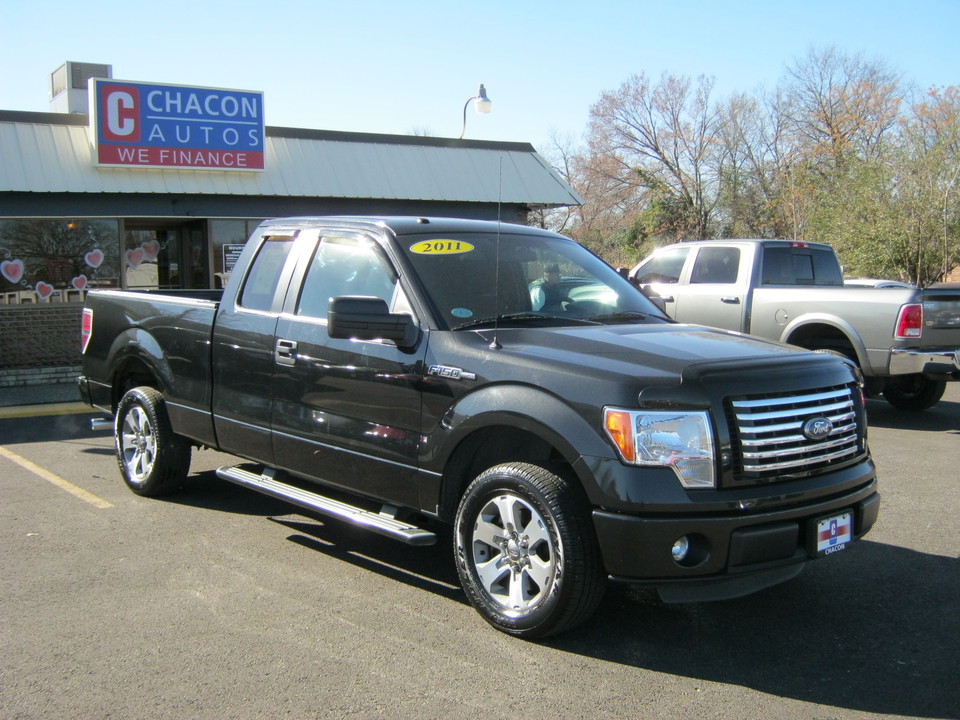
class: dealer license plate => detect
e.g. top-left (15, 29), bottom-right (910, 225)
top-left (815, 511), bottom-right (853, 556)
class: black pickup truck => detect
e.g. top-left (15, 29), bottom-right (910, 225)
top-left (79, 216), bottom-right (879, 638)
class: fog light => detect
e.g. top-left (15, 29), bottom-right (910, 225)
top-left (672, 536), bottom-right (690, 563)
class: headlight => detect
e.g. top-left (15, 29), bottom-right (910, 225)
top-left (603, 408), bottom-right (716, 488)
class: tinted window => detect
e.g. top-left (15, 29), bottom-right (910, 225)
top-left (633, 246), bottom-right (690, 284)
top-left (690, 247), bottom-right (740, 284)
top-left (238, 237), bottom-right (295, 311)
top-left (762, 246), bottom-right (842, 286)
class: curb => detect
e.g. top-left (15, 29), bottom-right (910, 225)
top-left (0, 402), bottom-right (96, 420)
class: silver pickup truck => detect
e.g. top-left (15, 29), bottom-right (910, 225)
top-left (630, 239), bottom-right (960, 411)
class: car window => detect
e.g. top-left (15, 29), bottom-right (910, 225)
top-left (297, 236), bottom-right (398, 320)
top-left (238, 236), bottom-right (295, 312)
top-left (762, 247), bottom-right (843, 286)
top-left (633, 246), bottom-right (690, 284)
top-left (690, 247), bottom-right (740, 284)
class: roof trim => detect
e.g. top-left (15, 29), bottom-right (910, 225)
top-left (0, 109), bottom-right (536, 152)
top-left (0, 109), bottom-right (90, 126)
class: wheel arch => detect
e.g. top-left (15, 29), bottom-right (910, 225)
top-left (106, 328), bottom-right (172, 410)
top-left (781, 317), bottom-right (866, 367)
top-left (428, 385), bottom-right (611, 523)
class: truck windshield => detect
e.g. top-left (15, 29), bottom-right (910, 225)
top-left (397, 232), bottom-right (665, 330)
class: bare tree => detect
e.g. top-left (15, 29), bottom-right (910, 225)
top-left (783, 46), bottom-right (902, 169)
top-left (528, 130), bottom-right (581, 235)
top-left (586, 72), bottom-right (722, 241)
top-left (894, 86), bottom-right (960, 283)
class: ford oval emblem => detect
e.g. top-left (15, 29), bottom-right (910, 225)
top-left (802, 417), bottom-right (833, 441)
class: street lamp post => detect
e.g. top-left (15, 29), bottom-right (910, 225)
top-left (459, 84), bottom-right (492, 139)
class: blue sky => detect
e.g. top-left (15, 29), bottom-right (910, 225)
top-left (2, 0), bottom-right (957, 153)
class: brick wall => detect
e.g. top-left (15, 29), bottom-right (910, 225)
top-left (0, 305), bottom-right (84, 369)
top-left (0, 364), bottom-right (82, 388)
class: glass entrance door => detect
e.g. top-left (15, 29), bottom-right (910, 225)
top-left (124, 220), bottom-right (208, 290)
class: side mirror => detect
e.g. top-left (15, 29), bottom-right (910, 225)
top-left (327, 296), bottom-right (419, 349)
top-left (638, 285), bottom-right (666, 313)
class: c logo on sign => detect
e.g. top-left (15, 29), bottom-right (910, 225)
top-left (100, 84), bottom-right (140, 142)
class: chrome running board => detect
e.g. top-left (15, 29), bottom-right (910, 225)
top-left (215, 465), bottom-right (436, 546)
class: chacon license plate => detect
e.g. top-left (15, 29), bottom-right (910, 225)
top-left (814, 511), bottom-right (853, 556)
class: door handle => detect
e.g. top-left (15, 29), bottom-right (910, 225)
top-left (660, 295), bottom-right (675, 303)
top-left (720, 297), bottom-right (741, 304)
top-left (275, 338), bottom-right (298, 367)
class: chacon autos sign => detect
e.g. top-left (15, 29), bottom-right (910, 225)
top-left (89, 78), bottom-right (265, 170)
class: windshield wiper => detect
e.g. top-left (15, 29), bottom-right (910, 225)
top-left (586, 311), bottom-right (662, 324)
top-left (454, 313), bottom-right (600, 330)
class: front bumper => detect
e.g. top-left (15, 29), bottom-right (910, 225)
top-left (591, 474), bottom-right (879, 601)
top-left (889, 347), bottom-right (960, 377)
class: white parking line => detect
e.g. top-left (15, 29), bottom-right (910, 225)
top-left (0, 445), bottom-right (114, 509)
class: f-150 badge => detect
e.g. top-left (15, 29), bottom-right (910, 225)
top-left (427, 364), bottom-right (476, 381)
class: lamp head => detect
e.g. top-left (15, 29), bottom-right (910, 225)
top-left (475, 84), bottom-right (492, 114)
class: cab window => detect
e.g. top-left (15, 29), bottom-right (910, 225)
top-left (297, 236), bottom-right (398, 320)
top-left (690, 247), bottom-right (740, 284)
top-left (238, 236), bottom-right (295, 312)
top-left (633, 246), bottom-right (690, 284)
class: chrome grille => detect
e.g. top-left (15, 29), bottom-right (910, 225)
top-left (728, 384), bottom-right (862, 482)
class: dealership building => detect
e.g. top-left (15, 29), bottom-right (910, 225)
top-left (0, 62), bottom-right (581, 395)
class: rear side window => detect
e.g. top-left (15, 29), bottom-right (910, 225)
top-left (690, 247), bottom-right (740, 284)
top-left (238, 236), bottom-right (295, 311)
top-left (633, 246), bottom-right (690, 284)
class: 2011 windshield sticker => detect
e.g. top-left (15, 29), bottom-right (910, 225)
top-left (410, 240), bottom-right (474, 255)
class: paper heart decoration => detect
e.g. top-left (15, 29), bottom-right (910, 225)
top-left (141, 240), bottom-right (160, 261)
top-left (35, 281), bottom-right (54, 300)
top-left (1, 259), bottom-right (24, 283)
top-left (72, 275), bottom-right (88, 290)
top-left (84, 249), bottom-right (104, 268)
top-left (126, 248), bottom-right (145, 269)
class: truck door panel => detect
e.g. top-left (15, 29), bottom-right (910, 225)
top-left (631, 245), bottom-right (690, 316)
top-left (674, 246), bottom-right (748, 332)
top-left (211, 232), bottom-right (305, 463)
top-left (271, 233), bottom-right (424, 507)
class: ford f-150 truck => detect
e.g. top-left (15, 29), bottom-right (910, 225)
top-left (79, 217), bottom-right (879, 638)
top-left (630, 239), bottom-right (960, 411)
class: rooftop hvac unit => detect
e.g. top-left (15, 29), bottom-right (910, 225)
top-left (50, 61), bottom-right (112, 114)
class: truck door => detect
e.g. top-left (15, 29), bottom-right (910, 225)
top-left (673, 245), bottom-right (748, 332)
top-left (270, 232), bottom-right (425, 508)
top-left (211, 229), bottom-right (309, 464)
top-left (630, 245), bottom-right (691, 317)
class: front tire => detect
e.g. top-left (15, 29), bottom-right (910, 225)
top-left (882, 375), bottom-right (946, 411)
top-left (115, 387), bottom-right (192, 496)
top-left (454, 462), bottom-right (605, 638)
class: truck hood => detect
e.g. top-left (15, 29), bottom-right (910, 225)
top-left (473, 322), bottom-right (828, 386)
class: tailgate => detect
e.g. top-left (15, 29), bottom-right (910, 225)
top-left (921, 285), bottom-right (960, 346)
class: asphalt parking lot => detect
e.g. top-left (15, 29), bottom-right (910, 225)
top-left (1, 386), bottom-right (958, 720)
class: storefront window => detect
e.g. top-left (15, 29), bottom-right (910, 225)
top-left (0, 219), bottom-right (121, 302)
top-left (211, 219), bottom-right (263, 288)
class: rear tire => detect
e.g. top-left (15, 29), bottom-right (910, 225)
top-left (453, 462), bottom-right (605, 638)
top-left (882, 375), bottom-right (946, 411)
top-left (115, 387), bottom-right (192, 496)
